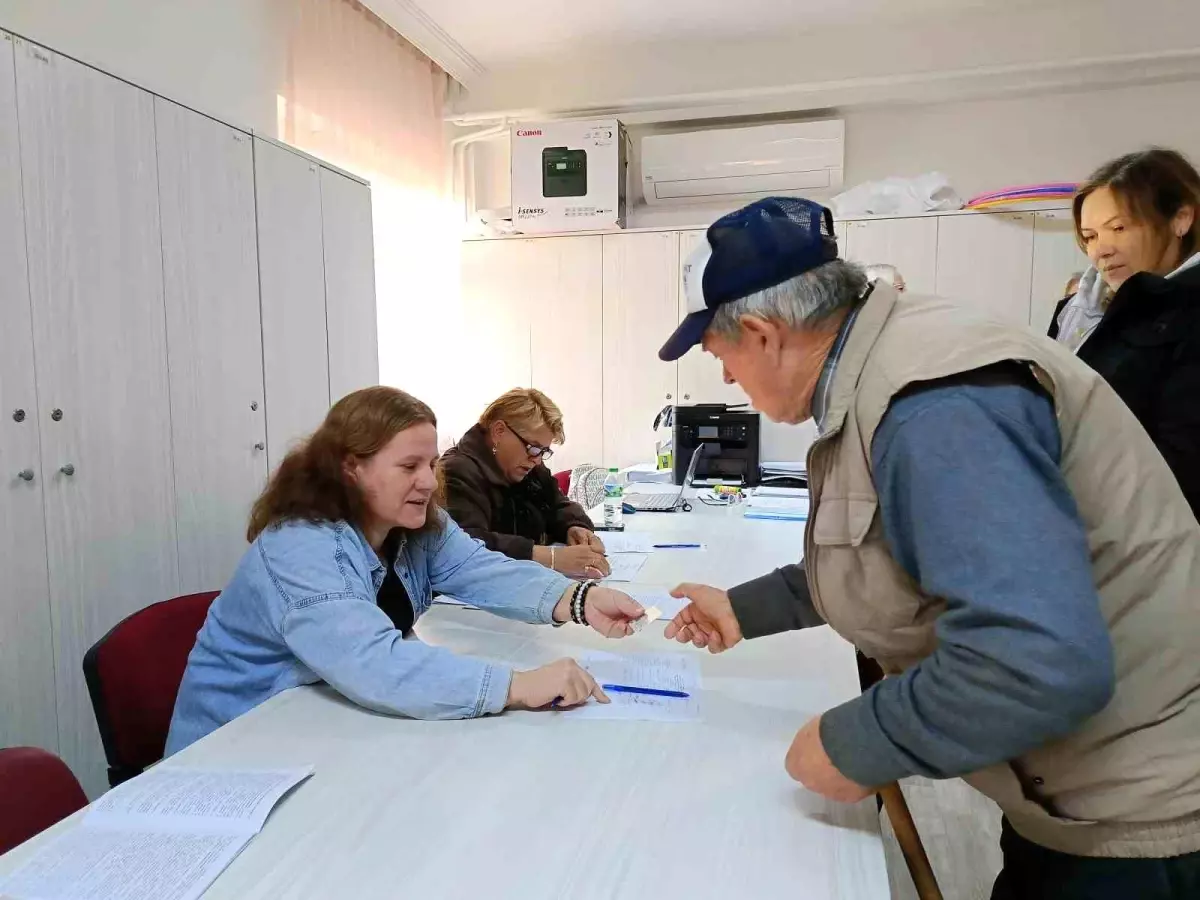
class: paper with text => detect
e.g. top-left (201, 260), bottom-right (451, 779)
top-left (601, 554), bottom-right (649, 582)
top-left (598, 532), bottom-right (656, 554)
top-left (567, 652), bottom-right (701, 722)
top-left (624, 587), bottom-right (691, 620)
top-left (0, 768), bottom-right (312, 900)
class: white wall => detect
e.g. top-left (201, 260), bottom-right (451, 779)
top-left (465, 77), bottom-right (1200, 231)
top-left (3, 0), bottom-right (288, 135)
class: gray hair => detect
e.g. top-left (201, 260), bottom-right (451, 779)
top-left (708, 259), bottom-right (868, 338)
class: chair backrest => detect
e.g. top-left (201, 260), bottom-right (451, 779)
top-left (553, 470), bottom-right (571, 494)
top-left (0, 746), bottom-right (87, 855)
top-left (83, 591), bottom-right (218, 787)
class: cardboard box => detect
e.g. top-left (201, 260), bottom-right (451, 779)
top-left (510, 119), bottom-right (627, 233)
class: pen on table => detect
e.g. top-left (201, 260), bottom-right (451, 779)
top-left (601, 684), bottom-right (690, 699)
top-left (652, 543), bottom-right (702, 549)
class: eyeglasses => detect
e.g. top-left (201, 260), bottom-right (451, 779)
top-left (504, 422), bottom-right (554, 461)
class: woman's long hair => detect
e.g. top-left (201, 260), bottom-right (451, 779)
top-left (247, 386), bottom-right (443, 541)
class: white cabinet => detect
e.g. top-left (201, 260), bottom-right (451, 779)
top-left (1031, 209), bottom-right (1089, 332)
top-left (321, 168), bottom-right (379, 404)
top-left (156, 98), bottom-right (267, 594)
top-left (255, 139), bottom-right (331, 470)
top-left (16, 43), bottom-right (180, 795)
top-left (602, 232), bottom-right (681, 467)
top-left (527, 237), bottom-right (604, 472)
top-left (935, 212), bottom-right (1035, 325)
top-left (0, 32), bottom-right (58, 755)
top-left (844, 217), bottom-right (939, 295)
top-left (676, 229), bottom-right (751, 407)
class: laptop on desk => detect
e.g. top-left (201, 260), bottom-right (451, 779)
top-left (623, 444), bottom-right (703, 512)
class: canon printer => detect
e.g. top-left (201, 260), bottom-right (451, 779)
top-left (672, 404), bottom-right (761, 487)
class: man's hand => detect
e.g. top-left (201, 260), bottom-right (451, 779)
top-left (567, 526), bottom-right (605, 554)
top-left (663, 583), bottom-right (743, 653)
top-left (785, 716), bottom-right (873, 803)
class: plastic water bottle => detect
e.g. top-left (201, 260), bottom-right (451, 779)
top-left (603, 468), bottom-right (624, 527)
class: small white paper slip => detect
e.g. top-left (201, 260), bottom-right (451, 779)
top-left (624, 587), bottom-right (690, 620)
top-left (630, 605), bottom-right (663, 633)
top-left (566, 652), bottom-right (702, 722)
top-left (601, 553), bottom-right (649, 582)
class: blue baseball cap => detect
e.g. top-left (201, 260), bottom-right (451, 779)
top-left (658, 196), bottom-right (839, 362)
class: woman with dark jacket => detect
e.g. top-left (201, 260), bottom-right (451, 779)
top-left (440, 388), bottom-right (610, 579)
top-left (1050, 148), bottom-right (1200, 517)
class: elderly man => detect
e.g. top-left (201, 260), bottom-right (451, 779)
top-left (659, 197), bottom-right (1200, 898)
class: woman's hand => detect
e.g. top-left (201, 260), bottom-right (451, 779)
top-left (551, 544), bottom-right (610, 579)
top-left (506, 659), bottom-right (610, 710)
top-left (584, 586), bottom-right (645, 638)
top-left (567, 526), bottom-right (606, 554)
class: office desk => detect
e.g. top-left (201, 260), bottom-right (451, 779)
top-left (0, 498), bottom-right (890, 899)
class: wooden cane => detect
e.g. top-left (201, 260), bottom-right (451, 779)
top-left (880, 782), bottom-right (943, 900)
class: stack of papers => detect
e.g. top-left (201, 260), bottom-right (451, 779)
top-left (744, 490), bottom-right (810, 521)
top-left (599, 532), bottom-right (656, 554)
top-left (566, 652), bottom-right (702, 722)
top-left (0, 766), bottom-right (313, 900)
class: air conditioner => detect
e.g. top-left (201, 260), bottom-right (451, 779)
top-left (641, 120), bottom-right (844, 205)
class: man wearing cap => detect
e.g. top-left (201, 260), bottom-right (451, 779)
top-left (661, 197), bottom-right (1200, 897)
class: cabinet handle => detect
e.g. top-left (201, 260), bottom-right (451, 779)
top-left (665, 393), bottom-right (673, 400)
top-left (59, 463), bottom-right (75, 476)
top-left (17, 468), bottom-right (34, 482)
top-left (253, 442), bottom-right (266, 451)
top-left (50, 408), bottom-right (63, 421)
top-left (250, 401), bottom-right (259, 411)
top-left (684, 394), bottom-right (690, 400)
top-left (12, 408), bottom-right (25, 422)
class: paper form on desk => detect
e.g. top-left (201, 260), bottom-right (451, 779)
top-left (601, 553), bottom-right (649, 582)
top-left (565, 652), bottom-right (701, 722)
top-left (625, 587), bottom-right (690, 620)
top-left (0, 767), bottom-right (313, 900)
top-left (598, 532), bottom-right (656, 554)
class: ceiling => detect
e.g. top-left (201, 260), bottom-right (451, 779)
top-left (395, 0), bottom-right (1038, 69)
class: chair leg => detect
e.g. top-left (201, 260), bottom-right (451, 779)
top-left (880, 782), bottom-right (943, 900)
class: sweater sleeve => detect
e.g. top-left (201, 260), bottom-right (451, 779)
top-left (727, 564), bottom-right (824, 639)
top-left (1150, 334), bottom-right (1200, 519)
top-left (819, 367), bottom-right (1116, 787)
top-left (545, 469), bottom-right (594, 541)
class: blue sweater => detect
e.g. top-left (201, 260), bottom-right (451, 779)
top-left (729, 364), bottom-right (1116, 786)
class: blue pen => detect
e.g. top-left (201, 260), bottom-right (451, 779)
top-left (652, 543), bottom-right (702, 549)
top-left (601, 683), bottom-right (690, 699)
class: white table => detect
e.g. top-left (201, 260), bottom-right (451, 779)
top-left (0, 494), bottom-right (890, 899)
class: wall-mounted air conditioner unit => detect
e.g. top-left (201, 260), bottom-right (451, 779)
top-left (641, 120), bottom-right (844, 205)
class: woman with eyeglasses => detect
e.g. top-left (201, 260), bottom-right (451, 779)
top-left (440, 388), bottom-right (611, 579)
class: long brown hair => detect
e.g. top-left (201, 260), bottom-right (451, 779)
top-left (247, 386), bottom-right (443, 541)
top-left (1073, 147), bottom-right (1200, 260)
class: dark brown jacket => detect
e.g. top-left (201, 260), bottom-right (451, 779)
top-left (439, 424), bottom-right (593, 560)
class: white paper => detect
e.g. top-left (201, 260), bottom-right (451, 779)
top-left (601, 553), bottom-right (649, 582)
top-left (0, 829), bottom-right (247, 900)
top-left (598, 532), bottom-right (656, 554)
top-left (624, 587), bottom-right (691, 620)
top-left (565, 652), bottom-right (701, 722)
top-left (0, 768), bottom-right (313, 900)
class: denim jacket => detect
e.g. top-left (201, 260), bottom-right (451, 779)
top-left (165, 512), bottom-right (573, 755)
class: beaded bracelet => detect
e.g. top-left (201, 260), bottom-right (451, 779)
top-left (574, 581), bottom-right (595, 627)
top-left (570, 582), bottom-right (587, 625)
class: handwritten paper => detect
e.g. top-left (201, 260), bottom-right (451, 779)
top-left (565, 652), bottom-right (701, 722)
top-left (602, 553), bottom-right (649, 582)
top-left (625, 587), bottom-right (691, 620)
top-left (598, 532), bottom-right (656, 554)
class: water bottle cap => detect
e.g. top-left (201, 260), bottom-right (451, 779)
top-left (607, 467), bottom-right (619, 472)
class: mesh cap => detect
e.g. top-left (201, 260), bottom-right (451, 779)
top-left (658, 196), bottom-right (839, 361)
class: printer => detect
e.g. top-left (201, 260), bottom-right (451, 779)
top-left (672, 404), bottom-right (761, 487)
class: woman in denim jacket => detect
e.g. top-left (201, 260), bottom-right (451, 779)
top-left (166, 387), bottom-right (644, 754)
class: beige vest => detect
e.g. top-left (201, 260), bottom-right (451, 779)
top-left (805, 284), bottom-right (1200, 858)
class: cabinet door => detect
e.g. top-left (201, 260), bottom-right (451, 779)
top-left (1031, 210), bottom-right (1089, 331)
top-left (935, 213), bottom-right (1035, 325)
top-left (676, 229), bottom-right (751, 407)
top-left (321, 168), bottom-right (379, 404)
top-left (156, 98), bottom-right (267, 594)
top-left (255, 139), bottom-right (330, 470)
top-left (0, 32), bottom-right (58, 754)
top-left (17, 42), bottom-right (179, 795)
top-left (844, 217), bottom-right (939, 294)
top-left (528, 237), bottom-right (604, 472)
top-left (602, 232), bottom-right (680, 467)
top-left (456, 239), bottom-right (534, 442)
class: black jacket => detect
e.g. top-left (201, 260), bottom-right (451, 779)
top-left (438, 424), bottom-right (593, 559)
top-left (1048, 264), bottom-right (1200, 518)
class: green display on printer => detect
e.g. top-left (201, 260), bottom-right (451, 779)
top-left (542, 147), bottom-right (587, 197)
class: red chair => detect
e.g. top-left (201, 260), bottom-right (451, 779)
top-left (83, 591), bottom-right (218, 788)
top-left (0, 747), bottom-right (87, 855)
top-left (553, 470), bottom-right (572, 495)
